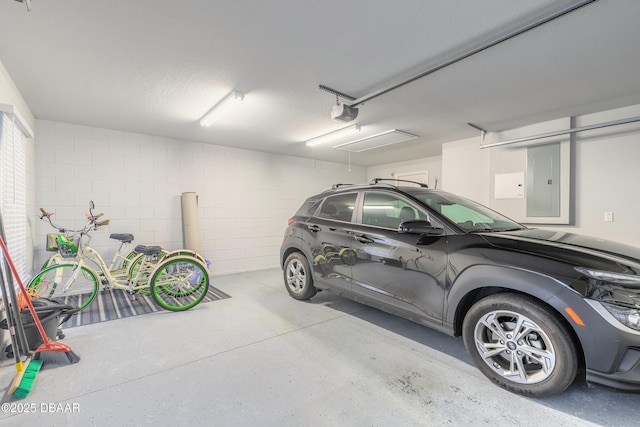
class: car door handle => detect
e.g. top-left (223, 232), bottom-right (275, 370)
top-left (308, 225), bottom-right (321, 232)
top-left (354, 234), bottom-right (374, 244)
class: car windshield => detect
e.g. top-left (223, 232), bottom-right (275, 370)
top-left (404, 189), bottom-right (525, 233)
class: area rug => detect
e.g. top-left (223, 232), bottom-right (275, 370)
top-left (60, 286), bottom-right (231, 328)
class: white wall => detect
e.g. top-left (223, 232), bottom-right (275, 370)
top-left (480, 118), bottom-right (572, 224)
top-left (8, 42), bottom-right (640, 274)
top-left (441, 104), bottom-right (640, 247)
top-left (33, 120), bottom-right (366, 275)
top-left (0, 60), bottom-right (34, 131)
top-left (26, 108), bottom-right (640, 275)
top-left (570, 104), bottom-right (640, 244)
top-left (441, 137), bottom-right (490, 204)
top-left (367, 156), bottom-right (442, 189)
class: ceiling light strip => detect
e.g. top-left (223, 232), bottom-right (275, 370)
top-left (199, 90), bottom-right (244, 127)
top-left (305, 124), bottom-right (361, 147)
top-left (333, 129), bottom-right (418, 152)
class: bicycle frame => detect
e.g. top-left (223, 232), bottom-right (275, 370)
top-left (47, 235), bottom-right (134, 271)
top-left (34, 201), bottom-right (212, 312)
top-left (39, 203), bottom-right (155, 293)
top-left (68, 249), bottom-right (159, 294)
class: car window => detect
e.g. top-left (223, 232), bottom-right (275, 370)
top-left (406, 189), bottom-right (524, 232)
top-left (317, 193), bottom-right (357, 222)
top-left (440, 204), bottom-right (493, 225)
top-left (362, 192), bottom-right (427, 229)
top-left (297, 199), bottom-right (320, 216)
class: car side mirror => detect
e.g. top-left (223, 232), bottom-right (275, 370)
top-left (398, 220), bottom-right (444, 236)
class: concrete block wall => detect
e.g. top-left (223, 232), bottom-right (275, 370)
top-left (34, 120), bottom-right (367, 275)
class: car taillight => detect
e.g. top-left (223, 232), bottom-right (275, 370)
top-left (287, 217), bottom-right (296, 225)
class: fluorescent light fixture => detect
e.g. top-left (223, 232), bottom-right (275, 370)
top-left (333, 129), bottom-right (418, 152)
top-left (199, 90), bottom-right (244, 127)
top-left (305, 124), bottom-right (361, 147)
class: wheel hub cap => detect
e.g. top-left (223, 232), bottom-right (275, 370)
top-left (474, 309), bottom-right (556, 385)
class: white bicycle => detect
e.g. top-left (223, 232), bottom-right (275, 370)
top-left (29, 202), bottom-right (210, 312)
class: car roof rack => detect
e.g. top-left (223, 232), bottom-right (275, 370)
top-left (327, 178), bottom-right (429, 193)
top-left (369, 178), bottom-right (429, 188)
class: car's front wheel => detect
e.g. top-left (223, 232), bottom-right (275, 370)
top-left (283, 252), bottom-right (317, 300)
top-left (462, 293), bottom-right (578, 397)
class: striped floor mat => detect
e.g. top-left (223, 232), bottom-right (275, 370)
top-left (60, 286), bottom-right (231, 328)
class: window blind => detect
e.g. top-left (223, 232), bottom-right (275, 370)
top-left (0, 111), bottom-right (28, 281)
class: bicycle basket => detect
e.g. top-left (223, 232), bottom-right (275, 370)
top-left (55, 235), bottom-right (78, 257)
top-left (46, 234), bottom-right (59, 252)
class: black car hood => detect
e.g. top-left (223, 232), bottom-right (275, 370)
top-left (479, 228), bottom-right (640, 270)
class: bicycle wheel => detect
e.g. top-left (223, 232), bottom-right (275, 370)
top-left (27, 263), bottom-right (99, 311)
top-left (127, 251), bottom-right (168, 295)
top-left (149, 256), bottom-right (209, 311)
top-left (128, 249), bottom-right (204, 279)
top-left (121, 249), bottom-right (141, 270)
top-left (128, 249), bottom-right (205, 292)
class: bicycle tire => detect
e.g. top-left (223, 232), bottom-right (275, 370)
top-left (121, 249), bottom-right (141, 270)
top-left (27, 263), bottom-right (99, 311)
top-left (127, 249), bottom-right (205, 277)
top-left (128, 249), bottom-right (207, 293)
top-left (127, 251), bottom-right (170, 296)
top-left (150, 256), bottom-right (209, 311)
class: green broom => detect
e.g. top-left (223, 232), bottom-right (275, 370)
top-left (0, 244), bottom-right (41, 399)
top-left (0, 216), bottom-right (79, 399)
top-left (0, 270), bottom-right (35, 398)
top-left (8, 358), bottom-right (43, 398)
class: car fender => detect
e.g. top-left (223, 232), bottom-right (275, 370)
top-left (280, 235), bottom-right (314, 267)
top-left (445, 264), bottom-right (581, 329)
top-left (446, 263), bottom-right (635, 373)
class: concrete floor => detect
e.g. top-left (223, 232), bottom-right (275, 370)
top-left (0, 268), bottom-right (638, 426)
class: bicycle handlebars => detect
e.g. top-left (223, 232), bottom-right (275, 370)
top-left (39, 201), bottom-right (110, 234)
top-left (39, 207), bottom-right (53, 217)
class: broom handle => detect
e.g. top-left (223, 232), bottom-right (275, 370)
top-left (0, 256), bottom-right (25, 369)
top-left (0, 236), bottom-right (51, 346)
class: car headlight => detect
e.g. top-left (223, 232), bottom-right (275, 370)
top-left (575, 266), bottom-right (640, 287)
top-left (576, 267), bottom-right (640, 330)
top-left (600, 302), bottom-right (640, 330)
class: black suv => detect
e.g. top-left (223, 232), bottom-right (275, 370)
top-left (280, 179), bottom-right (640, 397)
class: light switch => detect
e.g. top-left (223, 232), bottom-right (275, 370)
top-left (604, 212), bottom-right (614, 222)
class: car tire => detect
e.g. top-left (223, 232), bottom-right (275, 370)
top-left (283, 252), bottom-right (317, 300)
top-left (462, 293), bottom-right (578, 397)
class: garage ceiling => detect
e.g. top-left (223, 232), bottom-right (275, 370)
top-left (1, 0), bottom-right (639, 166)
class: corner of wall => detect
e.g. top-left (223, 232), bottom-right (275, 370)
top-left (0, 58), bottom-right (34, 132)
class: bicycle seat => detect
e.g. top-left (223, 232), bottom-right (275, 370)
top-left (134, 245), bottom-right (163, 256)
top-left (110, 233), bottom-right (134, 243)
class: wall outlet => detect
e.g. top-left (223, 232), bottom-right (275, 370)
top-left (604, 212), bottom-right (614, 222)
